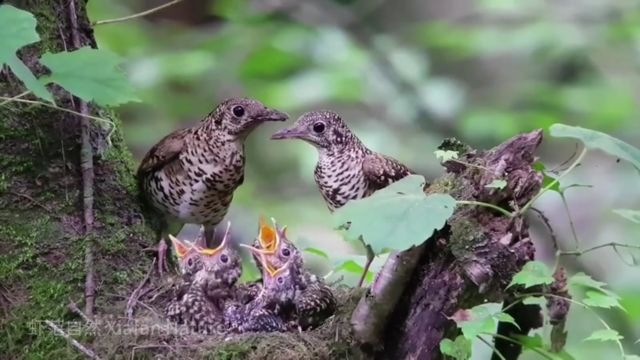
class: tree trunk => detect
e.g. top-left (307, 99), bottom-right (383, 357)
top-left (0, 1), bottom-right (155, 357)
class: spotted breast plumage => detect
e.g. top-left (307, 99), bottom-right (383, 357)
top-left (137, 97), bottom-right (288, 272)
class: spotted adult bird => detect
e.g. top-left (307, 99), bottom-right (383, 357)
top-left (271, 111), bottom-right (414, 285)
top-left (243, 218), bottom-right (336, 330)
top-left (165, 222), bottom-right (242, 332)
top-left (137, 98), bottom-right (288, 273)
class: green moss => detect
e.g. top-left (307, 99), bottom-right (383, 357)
top-left (448, 218), bottom-right (485, 258)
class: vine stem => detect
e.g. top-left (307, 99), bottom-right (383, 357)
top-left (558, 242), bottom-right (640, 256)
top-left (92, 0), bottom-right (183, 26)
top-left (456, 200), bottom-right (513, 218)
top-left (519, 147), bottom-right (588, 215)
top-left (0, 96), bottom-right (113, 127)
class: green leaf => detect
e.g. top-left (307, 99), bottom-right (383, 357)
top-left (304, 247), bottom-right (329, 260)
top-left (583, 290), bottom-right (622, 310)
top-left (550, 123), bottom-right (640, 169)
top-left (624, 356), bottom-right (640, 360)
top-left (40, 47), bottom-right (139, 106)
top-left (0, 5), bottom-right (53, 102)
top-left (435, 149), bottom-right (459, 162)
top-left (333, 259), bottom-right (375, 283)
top-left (450, 304), bottom-right (502, 340)
top-left (508, 261), bottom-right (554, 288)
top-left (569, 272), bottom-right (624, 310)
top-left (334, 175), bottom-right (456, 254)
top-left (439, 336), bottom-right (471, 360)
top-left (584, 328), bottom-right (623, 342)
top-left (485, 179), bottom-right (507, 189)
top-left (568, 272), bottom-right (607, 291)
top-left (494, 312), bottom-right (520, 329)
top-left (613, 209), bottom-right (640, 224)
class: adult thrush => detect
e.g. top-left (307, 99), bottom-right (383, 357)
top-left (138, 98), bottom-right (288, 273)
top-left (271, 110), bottom-right (414, 285)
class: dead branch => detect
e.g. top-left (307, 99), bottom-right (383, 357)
top-left (126, 259), bottom-right (155, 319)
top-left (45, 320), bottom-right (101, 360)
top-left (67, 0), bottom-right (96, 319)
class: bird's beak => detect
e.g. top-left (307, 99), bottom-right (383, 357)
top-left (270, 125), bottom-right (307, 140)
top-left (258, 108), bottom-right (289, 122)
top-left (168, 234), bottom-right (191, 258)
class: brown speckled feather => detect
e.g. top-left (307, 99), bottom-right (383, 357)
top-left (137, 128), bottom-right (190, 176)
top-left (362, 153), bottom-right (413, 191)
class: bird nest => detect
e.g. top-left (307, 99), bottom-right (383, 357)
top-left (91, 285), bottom-right (363, 359)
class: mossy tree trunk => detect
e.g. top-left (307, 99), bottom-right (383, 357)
top-left (0, 1), bottom-right (155, 357)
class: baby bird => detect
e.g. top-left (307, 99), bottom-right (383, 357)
top-left (165, 222), bottom-right (242, 334)
top-left (242, 218), bottom-right (336, 330)
top-left (225, 256), bottom-right (297, 333)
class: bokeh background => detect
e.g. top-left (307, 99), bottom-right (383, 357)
top-left (87, 0), bottom-right (640, 358)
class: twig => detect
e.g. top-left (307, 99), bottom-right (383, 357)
top-left (0, 96), bottom-right (114, 128)
top-left (126, 259), bottom-right (155, 319)
top-left (68, 299), bottom-right (93, 324)
top-left (560, 193), bottom-right (580, 249)
top-left (0, 90), bottom-right (30, 106)
top-left (9, 191), bottom-right (52, 212)
top-left (558, 242), bottom-right (640, 256)
top-left (530, 207), bottom-right (558, 251)
top-left (44, 320), bottom-right (101, 360)
top-left (92, 0), bottom-right (183, 26)
top-left (519, 147), bottom-right (588, 215)
top-left (68, 0), bottom-right (96, 319)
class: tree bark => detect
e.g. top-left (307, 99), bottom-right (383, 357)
top-left (0, 1), bottom-right (155, 356)
top-left (361, 131), bottom-right (544, 359)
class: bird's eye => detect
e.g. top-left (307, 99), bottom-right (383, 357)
top-left (232, 106), bottom-right (245, 117)
top-left (220, 254), bottom-right (229, 263)
top-left (277, 276), bottom-right (284, 285)
top-left (281, 248), bottom-right (291, 257)
top-left (312, 122), bottom-right (325, 133)
top-left (187, 257), bottom-right (194, 268)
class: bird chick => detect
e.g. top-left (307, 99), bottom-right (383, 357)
top-left (138, 98), bottom-right (288, 273)
top-left (242, 218), bottom-right (336, 330)
top-left (225, 256), bottom-right (297, 333)
top-left (165, 222), bottom-right (242, 334)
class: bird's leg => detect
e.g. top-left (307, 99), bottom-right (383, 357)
top-left (357, 244), bottom-right (375, 287)
top-left (157, 231), bottom-right (170, 275)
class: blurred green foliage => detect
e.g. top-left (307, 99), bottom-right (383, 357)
top-left (82, 0), bottom-right (640, 358)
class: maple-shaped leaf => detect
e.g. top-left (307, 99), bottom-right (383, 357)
top-left (0, 5), bottom-right (53, 102)
top-left (40, 47), bottom-right (139, 106)
top-left (334, 175), bottom-right (455, 254)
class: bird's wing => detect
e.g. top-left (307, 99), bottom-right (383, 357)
top-left (362, 152), bottom-right (413, 191)
top-left (137, 128), bottom-right (190, 176)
